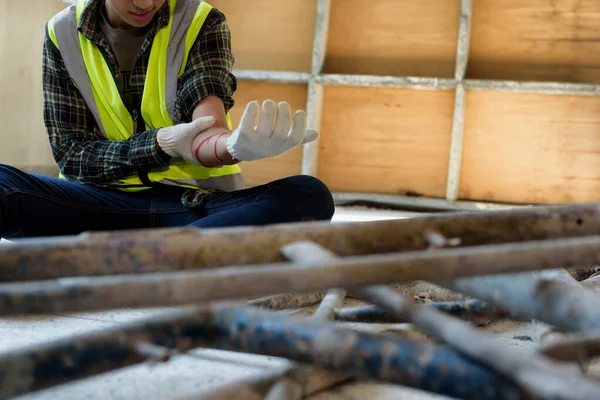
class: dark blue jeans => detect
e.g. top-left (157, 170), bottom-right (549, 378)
top-left (0, 164), bottom-right (335, 239)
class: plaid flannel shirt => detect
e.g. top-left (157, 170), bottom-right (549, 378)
top-left (42, 0), bottom-right (237, 194)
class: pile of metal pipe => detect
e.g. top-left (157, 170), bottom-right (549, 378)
top-left (2, 202), bottom-right (600, 399)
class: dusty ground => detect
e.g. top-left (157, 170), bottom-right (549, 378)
top-left (0, 206), bottom-right (595, 399)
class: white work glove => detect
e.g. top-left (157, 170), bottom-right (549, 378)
top-left (156, 116), bottom-right (216, 164)
top-left (226, 100), bottom-right (319, 161)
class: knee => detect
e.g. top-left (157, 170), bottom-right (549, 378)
top-left (278, 175), bottom-right (335, 221)
top-left (0, 164), bottom-right (15, 193)
top-left (0, 164), bottom-right (25, 193)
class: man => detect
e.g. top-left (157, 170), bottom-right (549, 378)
top-left (0, 0), bottom-right (334, 239)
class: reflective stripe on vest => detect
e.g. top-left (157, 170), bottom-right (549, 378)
top-left (48, 0), bottom-right (244, 192)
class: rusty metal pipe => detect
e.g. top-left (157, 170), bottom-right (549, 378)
top-left (282, 242), bottom-right (600, 400)
top-left (5, 235), bottom-right (600, 315)
top-left (437, 270), bottom-right (600, 333)
top-left (540, 330), bottom-right (600, 363)
top-left (334, 300), bottom-right (512, 323)
top-left (2, 202), bottom-right (600, 281)
top-left (0, 304), bottom-right (526, 400)
top-left (263, 288), bottom-right (349, 399)
top-left (195, 286), bottom-right (351, 400)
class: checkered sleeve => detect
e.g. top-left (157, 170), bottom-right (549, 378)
top-left (176, 8), bottom-right (238, 123)
top-left (42, 27), bottom-right (170, 185)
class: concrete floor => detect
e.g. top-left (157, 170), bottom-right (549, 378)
top-left (0, 207), bottom-right (557, 399)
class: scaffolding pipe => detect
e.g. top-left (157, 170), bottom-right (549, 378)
top-left (0, 304), bottom-right (527, 400)
top-left (437, 270), bottom-right (600, 333)
top-left (2, 202), bottom-right (600, 281)
top-left (282, 242), bottom-right (600, 400)
top-left (5, 234), bottom-right (600, 315)
top-left (334, 300), bottom-right (512, 323)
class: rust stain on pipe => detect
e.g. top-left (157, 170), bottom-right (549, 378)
top-left (1, 202), bottom-right (600, 281)
top-left (5, 235), bottom-right (600, 315)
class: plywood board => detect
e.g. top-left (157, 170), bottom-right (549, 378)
top-left (318, 86), bottom-right (455, 197)
top-left (206, 0), bottom-right (316, 72)
top-left (228, 81), bottom-right (307, 188)
top-left (469, 0), bottom-right (600, 83)
top-left (460, 90), bottom-right (600, 204)
top-left (325, 0), bottom-right (461, 77)
top-left (0, 0), bottom-right (67, 168)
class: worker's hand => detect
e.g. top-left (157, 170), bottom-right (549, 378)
top-left (156, 116), bottom-right (217, 164)
top-left (226, 100), bottom-right (318, 161)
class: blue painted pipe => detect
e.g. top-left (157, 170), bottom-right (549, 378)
top-left (0, 305), bottom-right (527, 399)
top-left (208, 307), bottom-right (526, 400)
top-left (335, 300), bottom-right (512, 323)
top-left (438, 272), bottom-right (600, 332)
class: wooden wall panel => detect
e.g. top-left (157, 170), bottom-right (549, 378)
top-left (318, 86), bottom-right (455, 197)
top-left (0, 0), bottom-right (67, 168)
top-left (206, 0), bottom-right (316, 72)
top-left (325, 0), bottom-right (461, 77)
top-left (469, 0), bottom-right (600, 83)
top-left (460, 91), bottom-right (600, 204)
top-left (228, 81), bottom-right (307, 187)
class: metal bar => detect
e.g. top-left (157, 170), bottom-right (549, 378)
top-left (356, 285), bottom-right (596, 400)
top-left (300, 0), bottom-right (331, 178)
top-left (312, 288), bottom-right (346, 321)
top-left (232, 69), bottom-right (311, 84)
top-left (2, 205), bottom-right (599, 278)
top-left (316, 74), bottom-right (457, 89)
top-left (582, 274), bottom-right (600, 290)
top-left (540, 330), bottom-right (600, 364)
top-left (446, 0), bottom-right (473, 202)
top-left (531, 271), bottom-right (596, 371)
top-left (454, 0), bottom-right (473, 80)
top-left (302, 80), bottom-right (324, 176)
top-left (446, 83), bottom-right (467, 202)
top-left (215, 239), bottom-right (350, 399)
top-left (310, 0), bottom-right (331, 75)
top-left (334, 300), bottom-right (512, 323)
top-left (282, 242), bottom-right (600, 400)
top-left (230, 72), bottom-right (600, 98)
top-left (464, 79), bottom-right (600, 96)
top-left (263, 244), bottom-right (349, 399)
top-left (0, 304), bottom-right (525, 400)
top-left (332, 191), bottom-right (518, 211)
top-left (531, 270), bottom-right (583, 369)
top-left (208, 307), bottom-right (528, 400)
top-left (0, 305), bottom-right (205, 398)
top-left (437, 270), bottom-right (600, 333)
top-left (7, 235), bottom-right (600, 315)
top-left (263, 287), bottom-right (347, 399)
top-left (2, 202), bottom-right (600, 280)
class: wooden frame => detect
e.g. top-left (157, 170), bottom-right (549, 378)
top-left (217, 0), bottom-right (600, 206)
top-left (7, 0), bottom-right (600, 206)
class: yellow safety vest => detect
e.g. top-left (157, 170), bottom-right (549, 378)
top-left (47, 0), bottom-right (244, 192)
